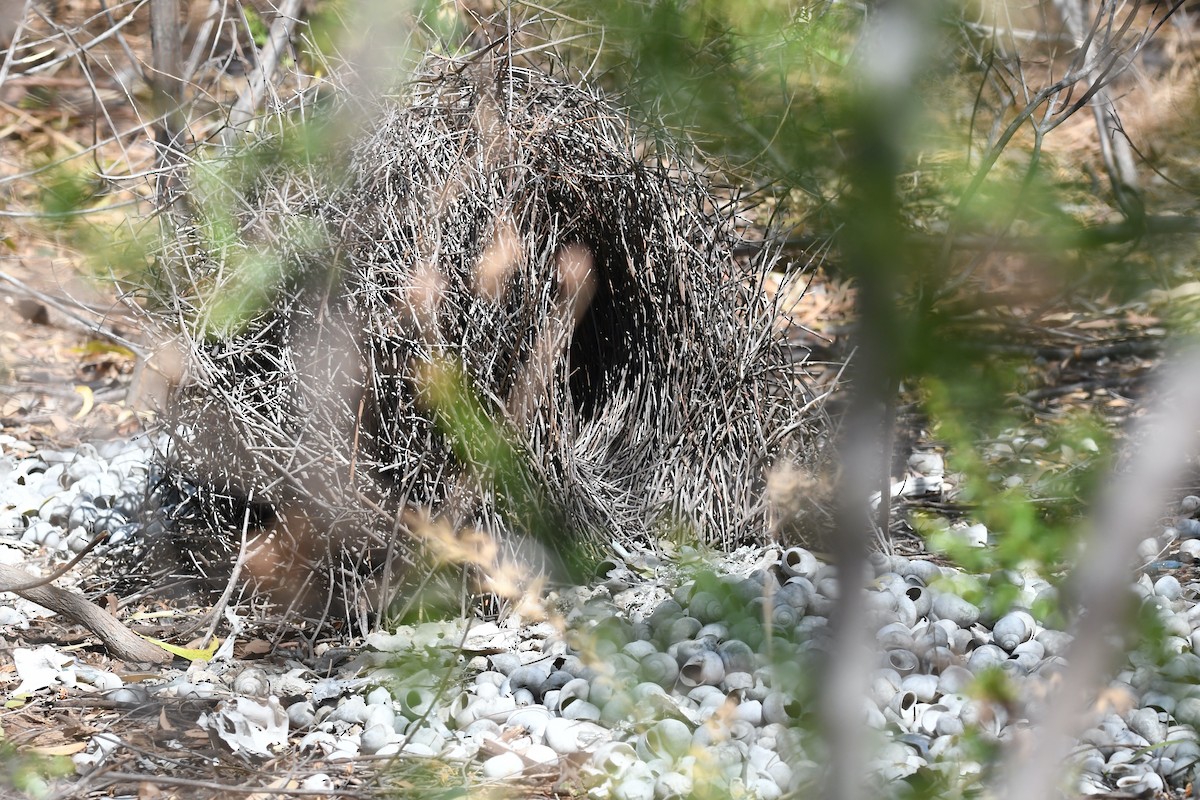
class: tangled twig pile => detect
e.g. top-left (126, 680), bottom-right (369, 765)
top-left (140, 54), bottom-right (822, 620)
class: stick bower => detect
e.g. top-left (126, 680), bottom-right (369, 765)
top-left (138, 57), bottom-right (823, 619)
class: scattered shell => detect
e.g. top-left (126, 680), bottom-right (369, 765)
top-left (481, 752), bottom-right (526, 779)
top-left (932, 594), bottom-right (981, 628)
top-left (679, 651), bottom-right (725, 688)
top-left (780, 547), bottom-right (819, 580)
top-left (991, 611), bottom-right (1035, 652)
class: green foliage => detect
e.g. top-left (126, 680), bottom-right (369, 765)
top-left (0, 739), bottom-right (72, 799)
top-left (419, 359), bottom-right (597, 582)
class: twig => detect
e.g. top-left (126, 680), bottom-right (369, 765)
top-left (1022, 374), bottom-right (1146, 402)
top-left (1055, 0), bottom-right (1143, 223)
top-left (149, 0), bottom-right (186, 206)
top-left (0, 269), bottom-right (147, 357)
top-left (220, 0), bottom-right (303, 147)
top-left (94, 774), bottom-right (363, 797)
top-left (732, 215), bottom-right (1200, 259)
top-left (0, 532), bottom-right (107, 593)
top-left (200, 493), bottom-right (254, 648)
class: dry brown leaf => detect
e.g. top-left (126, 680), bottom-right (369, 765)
top-left (30, 741), bottom-right (87, 756)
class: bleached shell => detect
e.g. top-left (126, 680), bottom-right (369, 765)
top-left (865, 591), bottom-right (899, 614)
top-left (885, 649), bottom-right (919, 677)
top-left (522, 743), bottom-right (559, 765)
top-left (1141, 690), bottom-right (1176, 714)
top-left (680, 651), bottom-right (725, 688)
top-left (937, 666), bottom-right (974, 695)
top-left (762, 692), bottom-right (802, 725)
top-left (722, 671), bottom-right (754, 693)
top-left (623, 640), bottom-right (657, 660)
top-left (561, 700), bottom-right (601, 721)
top-left (489, 653), bottom-right (521, 675)
top-left (398, 686), bottom-right (436, 718)
top-left (876, 622), bottom-right (915, 650)
top-left (640, 652), bottom-right (680, 688)
top-left (778, 578), bottom-right (813, 610)
top-left (287, 701), bottom-right (315, 729)
top-left (231, 667), bottom-right (270, 697)
top-left (590, 741), bottom-right (640, 776)
top-left (931, 594), bottom-right (981, 627)
top-left (917, 704), bottom-right (949, 737)
top-left (364, 703), bottom-right (395, 731)
top-left (507, 664), bottom-right (551, 692)
top-left (718, 639), bottom-right (756, 674)
top-left (734, 699), bottom-right (764, 726)
top-left (886, 690), bottom-right (919, 728)
top-left (935, 710), bottom-right (965, 737)
top-left (557, 677), bottom-right (590, 706)
top-left (869, 671), bottom-right (902, 708)
top-left (905, 585), bottom-right (932, 618)
top-left (689, 591), bottom-right (727, 625)
top-left (481, 751), bottom-right (525, 779)
top-left (991, 610), bottom-right (1035, 652)
top-left (1116, 772), bottom-right (1164, 795)
top-left (360, 724), bottom-right (393, 755)
top-left (638, 718), bottom-right (693, 761)
top-left (655, 770), bottom-right (694, 799)
top-left (900, 673), bottom-right (939, 704)
top-left (772, 604), bottom-right (801, 629)
top-left (894, 596), bottom-right (920, 628)
top-left (967, 644), bottom-right (1008, 673)
top-left (780, 547), bottom-right (819, 580)
top-left (662, 616), bottom-right (703, 645)
top-left (543, 717), bottom-right (610, 755)
top-left (601, 694), bottom-right (637, 725)
top-left (614, 773), bottom-right (656, 800)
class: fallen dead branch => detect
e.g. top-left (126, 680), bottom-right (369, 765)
top-left (0, 562), bottom-right (171, 664)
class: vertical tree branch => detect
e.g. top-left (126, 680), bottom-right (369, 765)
top-left (149, 0), bottom-right (185, 206)
top-left (824, 7), bottom-right (933, 800)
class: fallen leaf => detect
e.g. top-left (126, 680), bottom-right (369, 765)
top-left (72, 385), bottom-right (94, 420)
top-left (158, 707), bottom-right (174, 732)
top-left (139, 636), bottom-right (220, 663)
top-left (237, 639), bottom-right (271, 658)
top-left (30, 741), bottom-right (87, 756)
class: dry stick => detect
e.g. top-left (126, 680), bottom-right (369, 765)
top-left (0, 562), bottom-right (170, 664)
top-left (220, 0), bottom-right (302, 148)
top-left (1002, 350), bottom-right (1200, 800)
top-left (95, 774), bottom-right (362, 797)
top-left (0, 269), bottom-right (146, 356)
top-left (0, 533), bottom-right (108, 593)
top-left (200, 493), bottom-right (255, 648)
top-left (1055, 0), bottom-right (1143, 223)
